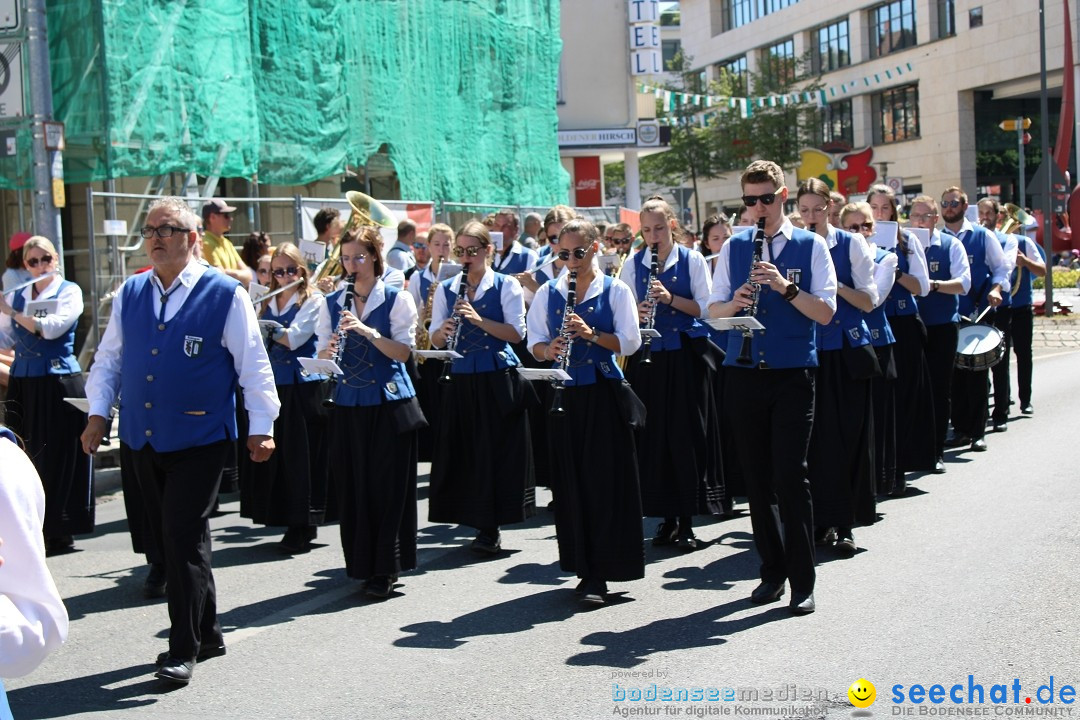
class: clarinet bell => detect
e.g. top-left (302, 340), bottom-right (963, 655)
top-left (438, 361), bottom-right (453, 385)
top-left (549, 387), bottom-right (566, 416)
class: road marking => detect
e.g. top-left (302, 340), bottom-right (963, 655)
top-left (1035, 349), bottom-right (1080, 361)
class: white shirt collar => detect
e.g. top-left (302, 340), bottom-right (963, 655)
top-left (151, 258), bottom-right (207, 293)
top-left (555, 269), bottom-right (604, 303)
top-left (641, 244), bottom-right (680, 273)
top-left (19, 272), bottom-right (64, 302)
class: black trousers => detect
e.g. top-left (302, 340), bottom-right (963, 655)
top-left (724, 367), bottom-right (815, 594)
top-left (951, 366), bottom-right (989, 440)
top-left (126, 439), bottom-right (229, 661)
top-left (991, 307), bottom-right (1014, 424)
top-left (1011, 305), bottom-right (1034, 406)
top-left (924, 322), bottom-right (958, 457)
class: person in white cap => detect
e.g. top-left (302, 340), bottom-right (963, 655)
top-left (201, 199), bottom-right (252, 288)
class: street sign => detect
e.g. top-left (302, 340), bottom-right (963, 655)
top-left (885, 176), bottom-right (904, 194)
top-left (0, 0), bottom-right (18, 32)
top-left (1022, 132), bottom-right (1032, 145)
top-left (0, 42), bottom-right (23, 118)
top-left (999, 117), bottom-right (1032, 131)
top-left (44, 121), bottom-right (64, 150)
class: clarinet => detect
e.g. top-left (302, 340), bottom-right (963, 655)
top-left (323, 274), bottom-right (357, 408)
top-left (438, 269), bottom-right (471, 384)
top-left (549, 270), bottom-right (578, 416)
top-left (638, 246), bottom-right (661, 364)
top-left (735, 217), bottom-right (768, 366)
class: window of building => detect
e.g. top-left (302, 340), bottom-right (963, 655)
top-left (812, 18), bottom-right (850, 74)
top-left (720, 0), bottom-right (801, 32)
top-left (762, 38), bottom-right (796, 89)
top-left (662, 39), bottom-right (682, 70)
top-left (936, 0), bottom-right (956, 38)
top-left (875, 84), bottom-right (920, 143)
top-left (869, 0), bottom-right (917, 58)
top-left (715, 55), bottom-right (748, 97)
top-left (969, 6), bottom-right (983, 28)
top-left (817, 100), bottom-right (854, 148)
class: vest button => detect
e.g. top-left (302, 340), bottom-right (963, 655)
top-left (146, 375), bottom-right (154, 382)
top-left (158, 324), bottom-right (165, 331)
top-left (145, 429), bottom-right (152, 437)
top-left (144, 402), bottom-right (152, 409)
top-left (151, 348), bottom-right (159, 355)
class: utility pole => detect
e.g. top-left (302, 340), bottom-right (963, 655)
top-left (25, 0), bottom-right (63, 267)
top-left (1039, 0), bottom-right (1054, 316)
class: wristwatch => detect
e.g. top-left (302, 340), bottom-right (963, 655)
top-left (932, 280), bottom-right (940, 292)
top-left (370, 329), bottom-right (382, 340)
top-left (783, 282), bottom-right (800, 302)
top-left (895, 268), bottom-right (904, 281)
top-left (588, 330), bottom-right (601, 344)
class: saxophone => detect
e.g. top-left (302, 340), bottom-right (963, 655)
top-left (415, 274), bottom-right (440, 363)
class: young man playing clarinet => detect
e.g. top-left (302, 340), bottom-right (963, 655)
top-left (707, 160), bottom-right (837, 615)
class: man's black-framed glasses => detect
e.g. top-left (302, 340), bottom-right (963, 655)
top-left (741, 193), bottom-right (777, 207)
top-left (140, 225), bottom-right (190, 239)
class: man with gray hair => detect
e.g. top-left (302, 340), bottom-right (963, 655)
top-left (81, 196), bottom-right (279, 686)
top-left (521, 212), bottom-right (543, 250)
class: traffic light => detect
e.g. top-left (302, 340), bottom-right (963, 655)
top-left (999, 117), bottom-right (1032, 131)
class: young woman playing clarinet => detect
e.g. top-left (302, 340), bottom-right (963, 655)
top-left (427, 221), bottom-right (535, 555)
top-left (619, 197), bottom-right (723, 550)
top-left (316, 228), bottom-right (426, 598)
top-left (241, 242), bottom-right (329, 553)
top-left (797, 179), bottom-right (878, 557)
top-left (525, 219), bottom-right (645, 605)
top-left (0, 236), bottom-right (93, 555)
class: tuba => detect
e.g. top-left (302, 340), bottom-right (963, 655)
top-left (1000, 203), bottom-right (1036, 297)
top-left (312, 191), bottom-right (398, 286)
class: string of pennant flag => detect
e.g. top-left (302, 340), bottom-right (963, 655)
top-left (638, 61), bottom-right (915, 120)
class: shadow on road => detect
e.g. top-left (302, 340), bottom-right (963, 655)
top-left (7, 663), bottom-right (166, 719)
top-left (654, 531), bottom-right (758, 591)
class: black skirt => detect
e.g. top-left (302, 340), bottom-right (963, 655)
top-left (871, 344), bottom-right (898, 494)
top-left (808, 349), bottom-right (876, 528)
top-left (241, 381), bottom-right (330, 528)
top-left (889, 314), bottom-right (938, 473)
top-left (414, 358), bottom-right (444, 463)
top-left (548, 378), bottom-right (645, 582)
top-left (331, 398), bottom-right (422, 580)
top-left (625, 334), bottom-right (725, 518)
top-left (514, 338), bottom-right (554, 489)
top-left (428, 368), bottom-right (536, 529)
top-left (5, 373), bottom-right (94, 537)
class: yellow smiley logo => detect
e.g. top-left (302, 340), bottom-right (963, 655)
top-left (848, 679), bottom-right (876, 708)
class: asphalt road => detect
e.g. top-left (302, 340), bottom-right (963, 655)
top-left (7, 349), bottom-right (1080, 720)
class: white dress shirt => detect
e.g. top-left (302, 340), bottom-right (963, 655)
top-left (998, 233), bottom-right (1019, 294)
top-left (526, 272), bottom-right (643, 357)
top-left (0, 274), bottom-right (84, 348)
top-left (708, 218), bottom-right (838, 311)
top-left (899, 229), bottom-right (932, 297)
top-left (429, 266), bottom-right (526, 342)
top-left (944, 219), bottom-right (1010, 288)
top-left (928, 229), bottom-right (973, 293)
top-left (826, 225), bottom-right (879, 306)
top-left (870, 246), bottom-right (899, 309)
top-left (494, 240), bottom-right (540, 273)
top-left (84, 260), bottom-right (280, 436)
top-left (0, 438), bottom-right (68, 678)
top-left (618, 245), bottom-right (713, 316)
top-left (266, 292), bottom-right (325, 350)
top-left (386, 241), bottom-right (417, 273)
top-left (406, 265), bottom-right (439, 309)
top-left (315, 279), bottom-right (418, 353)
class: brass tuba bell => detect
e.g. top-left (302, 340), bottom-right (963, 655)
top-left (1000, 203), bottom-right (1037, 296)
top-left (312, 191), bottom-right (398, 284)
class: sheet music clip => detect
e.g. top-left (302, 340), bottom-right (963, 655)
top-left (414, 350), bottom-right (463, 360)
top-left (640, 328), bottom-right (662, 339)
top-left (298, 357), bottom-right (343, 376)
top-left (516, 368), bottom-right (571, 382)
top-left (705, 317), bottom-right (765, 332)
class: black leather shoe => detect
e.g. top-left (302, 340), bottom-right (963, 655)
top-left (651, 520), bottom-right (679, 546)
top-left (155, 658), bottom-right (195, 685)
top-left (750, 581), bottom-right (785, 604)
top-left (834, 529), bottom-right (857, 557)
top-left (280, 527), bottom-right (310, 554)
top-left (992, 423), bottom-right (1007, 433)
top-left (143, 563), bottom-right (167, 599)
top-left (933, 457), bottom-right (947, 474)
top-left (889, 475), bottom-right (908, 497)
top-left (470, 532), bottom-right (501, 555)
top-left (364, 576), bottom-right (394, 598)
top-left (675, 533), bottom-right (699, 551)
top-left (970, 438), bottom-right (988, 452)
top-left (944, 433), bottom-right (971, 448)
top-left (1020, 403), bottom-right (1034, 415)
top-left (789, 591), bottom-right (816, 615)
top-left (305, 525), bottom-right (318, 541)
top-left (814, 527), bottom-right (837, 546)
top-left (579, 578), bottom-right (608, 606)
top-left (156, 644), bottom-right (225, 667)
top-left (45, 536), bottom-right (75, 557)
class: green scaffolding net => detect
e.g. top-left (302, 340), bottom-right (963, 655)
top-left (6, 0), bottom-right (567, 206)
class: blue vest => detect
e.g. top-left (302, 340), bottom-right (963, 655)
top-left (866, 247), bottom-right (896, 347)
top-left (884, 236), bottom-right (919, 318)
top-left (723, 228), bottom-right (819, 369)
top-left (440, 273), bottom-right (520, 374)
top-left (1012, 239), bottom-right (1042, 308)
top-left (817, 230), bottom-right (871, 351)
top-left (633, 245), bottom-right (710, 352)
top-left (326, 286), bottom-right (415, 407)
top-left (9, 280), bottom-right (81, 377)
top-left (263, 298), bottom-right (323, 386)
top-left (918, 234), bottom-right (961, 326)
top-left (954, 225), bottom-right (994, 317)
top-left (495, 244), bottom-right (538, 275)
top-left (119, 270), bottom-right (239, 452)
top-left (544, 276), bottom-right (623, 386)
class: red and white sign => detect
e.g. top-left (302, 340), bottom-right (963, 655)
top-left (573, 156), bottom-right (603, 207)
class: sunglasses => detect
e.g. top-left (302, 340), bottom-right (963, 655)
top-left (941, 200), bottom-right (963, 209)
top-left (413, 243), bottom-right (428, 250)
top-left (607, 236), bottom-right (632, 245)
top-left (453, 246), bottom-right (484, 258)
top-left (846, 222), bottom-right (874, 233)
top-left (26, 254), bottom-right (54, 268)
top-left (272, 266), bottom-right (301, 278)
top-left (556, 247), bottom-right (590, 261)
top-left (742, 192), bottom-right (777, 207)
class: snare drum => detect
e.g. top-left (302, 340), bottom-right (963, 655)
top-left (955, 323), bottom-right (1005, 371)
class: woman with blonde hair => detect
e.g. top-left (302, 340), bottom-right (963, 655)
top-left (241, 242), bottom-right (330, 553)
top-left (0, 236), bottom-right (92, 555)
